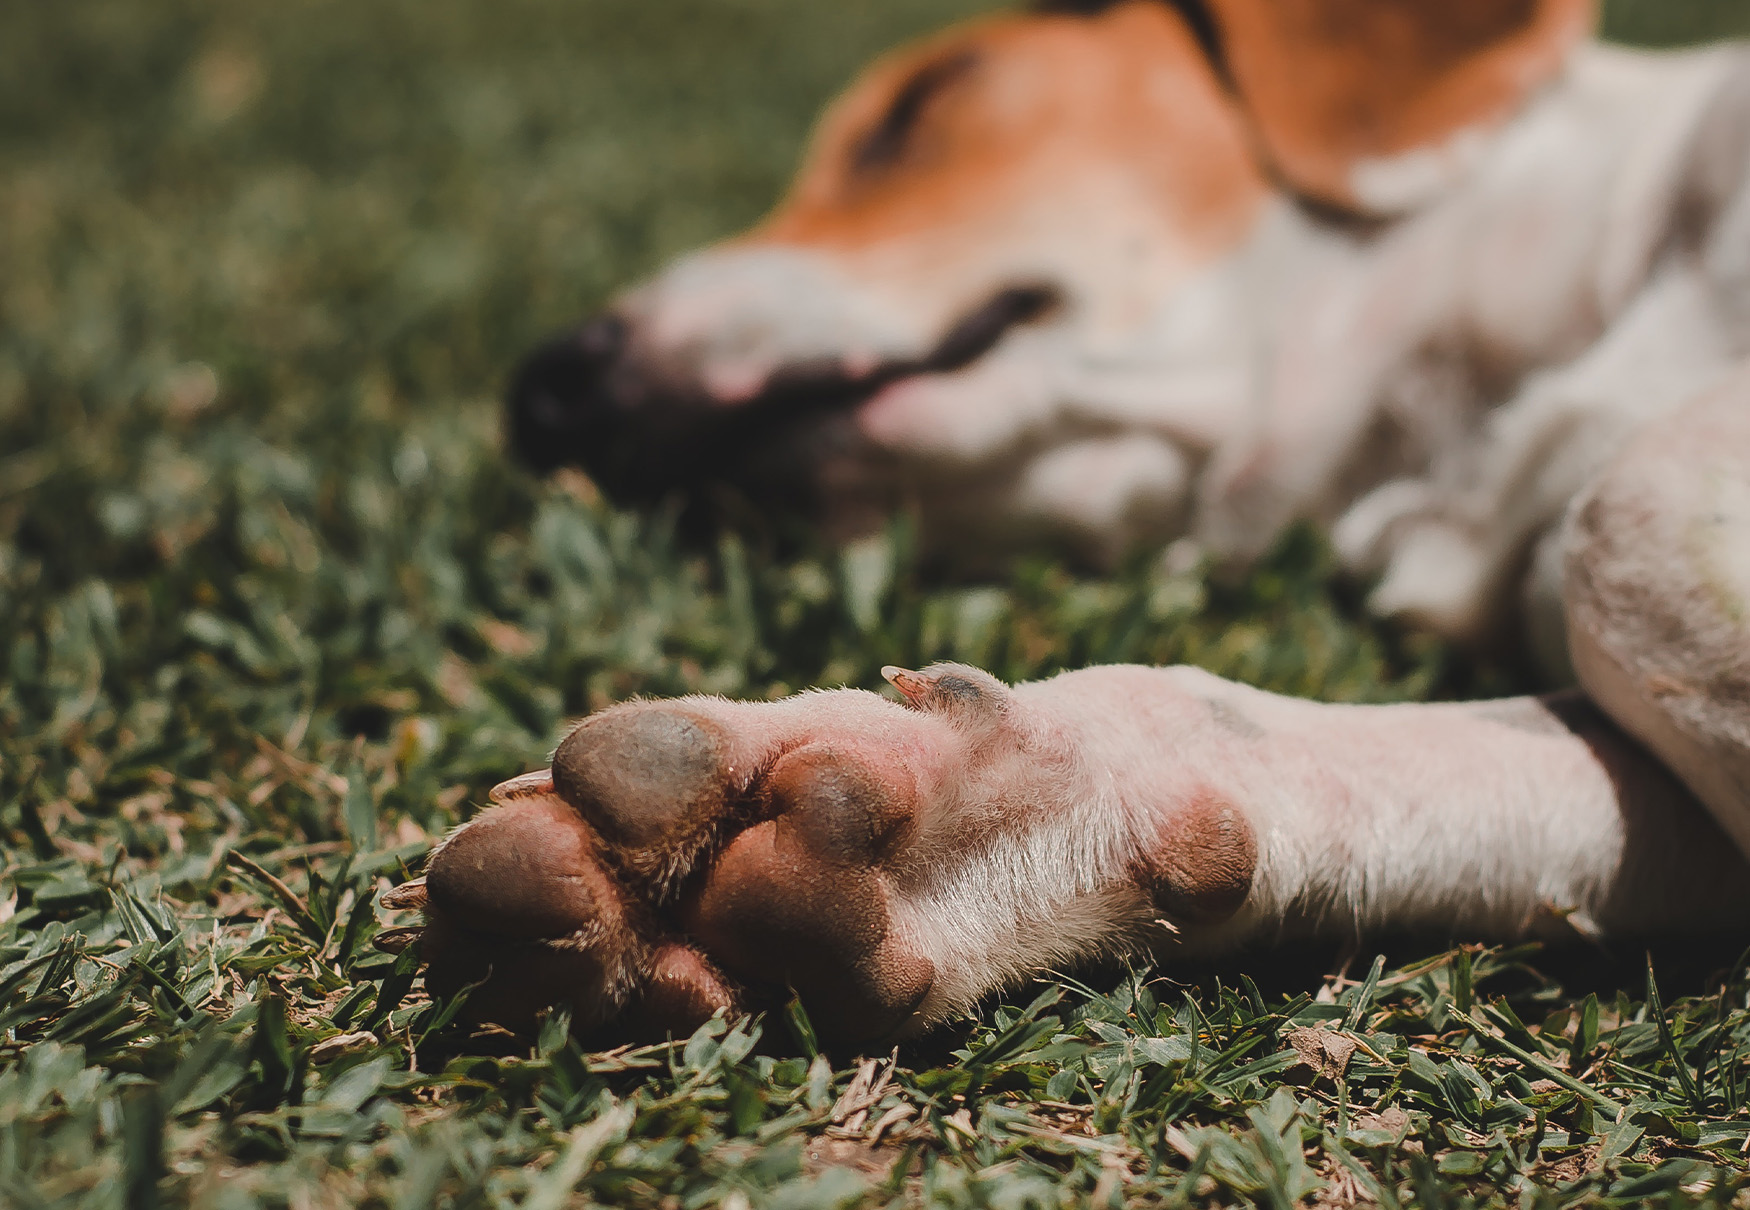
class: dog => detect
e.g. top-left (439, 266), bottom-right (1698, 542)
top-left (386, 0), bottom-right (1750, 1046)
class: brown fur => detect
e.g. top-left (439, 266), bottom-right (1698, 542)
top-left (750, 3), bottom-right (1269, 273)
top-left (1205, 0), bottom-right (1594, 210)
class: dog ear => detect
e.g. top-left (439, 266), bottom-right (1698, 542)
top-left (1204, 0), bottom-right (1595, 214)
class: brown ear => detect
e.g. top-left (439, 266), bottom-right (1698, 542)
top-left (1204, 0), bottom-right (1595, 214)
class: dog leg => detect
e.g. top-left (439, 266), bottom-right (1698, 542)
top-left (1565, 367), bottom-right (1750, 858)
top-left (1335, 262), bottom-right (1738, 647)
top-left (402, 657), bottom-right (1750, 1045)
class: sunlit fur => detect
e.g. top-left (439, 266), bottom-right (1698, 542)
top-left (610, 2), bottom-right (1750, 672)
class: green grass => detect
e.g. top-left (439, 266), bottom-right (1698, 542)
top-left (5, 1), bottom-right (1750, 1205)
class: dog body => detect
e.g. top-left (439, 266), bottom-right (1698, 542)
top-left (515, 5), bottom-right (1750, 653)
top-left (410, 1), bottom-right (1750, 1043)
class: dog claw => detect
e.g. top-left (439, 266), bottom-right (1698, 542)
top-left (488, 769), bottom-right (555, 802)
top-left (379, 876), bottom-right (427, 911)
top-left (372, 925), bottom-right (424, 954)
top-left (882, 663), bottom-right (1010, 728)
top-left (881, 665), bottom-right (932, 704)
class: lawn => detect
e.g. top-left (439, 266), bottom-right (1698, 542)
top-left (6, 1), bottom-right (1750, 1206)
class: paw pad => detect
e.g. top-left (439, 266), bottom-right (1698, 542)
top-left (552, 708), bottom-right (737, 898)
top-left (400, 696), bottom-right (938, 1044)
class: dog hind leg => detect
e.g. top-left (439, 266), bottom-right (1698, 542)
top-left (1564, 366), bottom-right (1750, 857)
top-left (1337, 261), bottom-right (1739, 651)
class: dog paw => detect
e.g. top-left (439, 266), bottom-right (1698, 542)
top-left (390, 661), bottom-right (1262, 1045)
top-left (395, 668), bottom-right (1014, 1044)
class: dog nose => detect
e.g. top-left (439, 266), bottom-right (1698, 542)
top-left (505, 314), bottom-right (629, 475)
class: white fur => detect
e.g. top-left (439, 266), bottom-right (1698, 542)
top-left (847, 640), bottom-right (1750, 1029)
top-left (1349, 124), bottom-right (1494, 214)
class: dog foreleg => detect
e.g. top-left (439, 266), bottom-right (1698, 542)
top-left (405, 656), bottom-right (1750, 1045)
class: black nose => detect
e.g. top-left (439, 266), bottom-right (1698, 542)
top-left (505, 314), bottom-right (629, 475)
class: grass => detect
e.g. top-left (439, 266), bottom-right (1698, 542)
top-left (5, 0), bottom-right (1750, 1205)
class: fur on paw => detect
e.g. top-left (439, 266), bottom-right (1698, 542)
top-left (383, 662), bottom-right (1260, 1046)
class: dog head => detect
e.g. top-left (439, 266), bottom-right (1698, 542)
top-left (510, 0), bottom-right (1591, 562)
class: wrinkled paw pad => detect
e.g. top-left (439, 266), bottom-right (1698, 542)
top-left (388, 707), bottom-right (764, 1037)
top-left (684, 746), bottom-right (933, 1043)
top-left (389, 695), bottom-right (941, 1044)
top-left (393, 762), bottom-right (744, 1037)
top-left (551, 707), bottom-right (736, 899)
top-left (417, 790), bottom-right (650, 1031)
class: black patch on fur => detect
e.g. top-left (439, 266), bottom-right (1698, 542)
top-left (928, 284), bottom-right (1058, 367)
top-left (1472, 697), bottom-right (1574, 738)
top-left (933, 674), bottom-right (985, 703)
top-left (1204, 696), bottom-right (1266, 740)
top-left (850, 49), bottom-right (980, 175)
